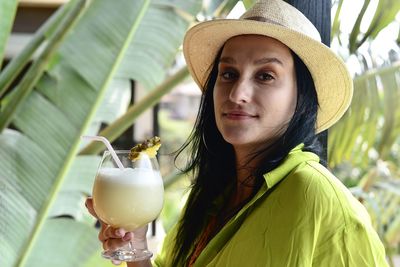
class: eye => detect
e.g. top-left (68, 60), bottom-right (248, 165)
top-left (219, 69), bottom-right (238, 81)
top-left (256, 72), bottom-right (275, 81)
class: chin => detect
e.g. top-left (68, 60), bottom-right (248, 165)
top-left (219, 129), bottom-right (274, 150)
top-left (221, 134), bottom-right (255, 147)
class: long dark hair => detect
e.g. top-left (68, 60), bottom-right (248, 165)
top-left (170, 47), bottom-right (321, 266)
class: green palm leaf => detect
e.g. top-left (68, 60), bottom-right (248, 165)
top-left (363, 0), bottom-right (400, 40)
top-left (377, 69), bottom-right (400, 157)
top-left (348, 0), bottom-right (370, 54)
top-left (352, 178), bottom-right (400, 264)
top-left (331, 0), bottom-right (344, 41)
top-left (328, 63), bottom-right (400, 170)
top-left (242, 0), bottom-right (257, 9)
top-left (0, 0), bottom-right (200, 266)
top-left (332, 0), bottom-right (400, 54)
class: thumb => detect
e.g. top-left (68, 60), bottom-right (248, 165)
top-left (85, 197), bottom-right (98, 219)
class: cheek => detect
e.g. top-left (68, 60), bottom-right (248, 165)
top-left (275, 78), bottom-right (297, 115)
top-left (261, 86), bottom-right (297, 119)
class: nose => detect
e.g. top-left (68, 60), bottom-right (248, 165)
top-left (229, 78), bottom-right (252, 103)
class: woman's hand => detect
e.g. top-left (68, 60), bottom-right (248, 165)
top-left (85, 197), bottom-right (149, 265)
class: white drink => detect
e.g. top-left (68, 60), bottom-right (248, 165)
top-left (92, 167), bottom-right (164, 231)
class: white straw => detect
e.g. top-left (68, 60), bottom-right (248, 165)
top-left (81, 135), bottom-right (124, 170)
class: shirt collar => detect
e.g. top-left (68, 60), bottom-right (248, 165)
top-left (263, 143), bottom-right (320, 188)
top-left (234, 143), bottom-right (319, 220)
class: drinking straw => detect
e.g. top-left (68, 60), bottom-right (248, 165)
top-left (81, 135), bottom-right (124, 170)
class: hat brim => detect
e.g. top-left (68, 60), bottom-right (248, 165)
top-left (183, 19), bottom-right (353, 133)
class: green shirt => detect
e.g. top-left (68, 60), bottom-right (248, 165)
top-left (154, 145), bottom-right (388, 266)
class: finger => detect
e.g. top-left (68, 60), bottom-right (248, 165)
top-left (99, 224), bottom-right (117, 242)
top-left (98, 223), bottom-right (108, 242)
top-left (85, 198), bottom-right (98, 218)
top-left (99, 226), bottom-right (132, 242)
top-left (103, 237), bottom-right (130, 251)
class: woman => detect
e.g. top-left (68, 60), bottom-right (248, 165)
top-left (86, 0), bottom-right (388, 266)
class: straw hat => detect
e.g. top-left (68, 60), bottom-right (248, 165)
top-left (183, 0), bottom-right (353, 132)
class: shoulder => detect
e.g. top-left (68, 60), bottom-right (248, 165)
top-left (285, 160), bottom-right (354, 203)
top-left (277, 160), bottom-right (345, 202)
top-left (276, 160), bottom-right (372, 226)
top-left (295, 164), bottom-right (388, 265)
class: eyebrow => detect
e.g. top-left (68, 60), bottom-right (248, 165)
top-left (219, 56), bottom-right (284, 66)
top-left (254, 57), bottom-right (284, 66)
top-left (219, 57), bottom-right (236, 64)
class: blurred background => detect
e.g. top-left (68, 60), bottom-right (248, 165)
top-left (0, 0), bottom-right (399, 266)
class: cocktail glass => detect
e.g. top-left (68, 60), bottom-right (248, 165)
top-left (92, 150), bottom-right (164, 262)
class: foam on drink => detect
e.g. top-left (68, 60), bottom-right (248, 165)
top-left (93, 167), bottom-right (164, 231)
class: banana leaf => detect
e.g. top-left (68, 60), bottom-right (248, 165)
top-left (0, 0), bottom-right (74, 98)
top-left (79, 66), bottom-right (190, 155)
top-left (203, 0), bottom-right (228, 16)
top-left (0, 0), bottom-right (87, 131)
top-left (0, 0), bottom-right (18, 66)
top-left (214, 0), bottom-right (242, 18)
top-left (0, 0), bottom-right (201, 266)
top-left (26, 219), bottom-right (101, 267)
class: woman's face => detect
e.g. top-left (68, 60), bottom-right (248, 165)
top-left (213, 35), bottom-right (297, 152)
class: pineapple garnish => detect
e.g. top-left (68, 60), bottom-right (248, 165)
top-left (128, 136), bottom-right (161, 161)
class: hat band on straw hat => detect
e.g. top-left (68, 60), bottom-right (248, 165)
top-left (244, 16), bottom-right (284, 26)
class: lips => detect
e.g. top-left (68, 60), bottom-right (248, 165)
top-left (222, 110), bottom-right (258, 120)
